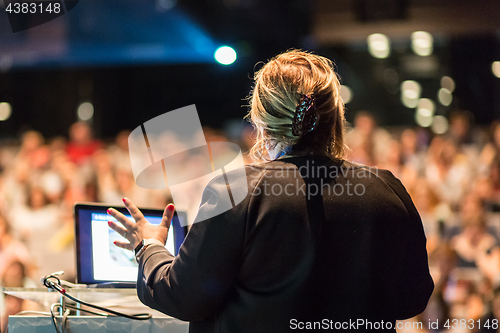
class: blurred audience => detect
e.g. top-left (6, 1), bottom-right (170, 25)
top-left (345, 109), bottom-right (500, 330)
top-left (2, 111), bottom-right (500, 331)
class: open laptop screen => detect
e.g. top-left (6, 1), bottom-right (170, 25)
top-left (74, 203), bottom-right (187, 285)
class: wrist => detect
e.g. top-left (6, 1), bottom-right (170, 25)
top-left (143, 238), bottom-right (164, 247)
top-left (134, 238), bottom-right (164, 262)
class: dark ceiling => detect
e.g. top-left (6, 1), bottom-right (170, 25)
top-left (0, 0), bottom-right (499, 139)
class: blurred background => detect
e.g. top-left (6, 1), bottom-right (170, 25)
top-left (1, 0), bottom-right (500, 331)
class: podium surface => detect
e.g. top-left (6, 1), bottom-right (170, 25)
top-left (9, 316), bottom-right (189, 333)
top-left (3, 287), bottom-right (189, 332)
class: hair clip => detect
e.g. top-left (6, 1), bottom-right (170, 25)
top-left (292, 95), bottom-right (320, 137)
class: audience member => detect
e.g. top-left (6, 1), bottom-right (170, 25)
top-left (425, 137), bottom-right (473, 208)
top-left (346, 111), bottom-right (391, 166)
top-left (0, 214), bottom-right (33, 281)
top-left (65, 122), bottom-right (102, 165)
top-left (15, 131), bottom-right (50, 170)
top-left (1, 261), bottom-right (37, 333)
top-left (450, 194), bottom-right (499, 268)
top-left (448, 110), bottom-right (482, 159)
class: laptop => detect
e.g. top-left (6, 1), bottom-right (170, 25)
top-left (74, 202), bottom-right (188, 286)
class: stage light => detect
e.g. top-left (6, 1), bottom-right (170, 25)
top-left (214, 46), bottom-right (237, 65)
top-left (415, 98), bottom-right (435, 127)
top-left (367, 33), bottom-right (390, 59)
top-left (417, 98), bottom-right (435, 116)
top-left (401, 95), bottom-right (419, 108)
top-left (438, 88), bottom-right (452, 106)
top-left (415, 111), bottom-right (433, 127)
top-left (493, 61), bottom-right (500, 78)
top-left (401, 80), bottom-right (421, 99)
top-left (77, 102), bottom-right (94, 121)
top-left (431, 115), bottom-right (449, 134)
top-left (0, 102), bottom-right (11, 121)
top-left (440, 76), bottom-right (455, 92)
top-left (340, 85), bottom-right (352, 104)
top-left (411, 31), bottom-right (433, 56)
top-left (400, 80), bottom-right (421, 108)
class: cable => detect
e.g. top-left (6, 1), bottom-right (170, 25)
top-left (61, 292), bottom-right (152, 320)
top-left (50, 303), bottom-right (69, 333)
top-left (49, 303), bottom-right (61, 333)
top-left (63, 304), bottom-right (107, 317)
top-left (42, 272), bottom-right (152, 322)
top-left (49, 303), bottom-right (109, 333)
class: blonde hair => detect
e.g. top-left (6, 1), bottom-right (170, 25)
top-left (246, 49), bottom-right (347, 161)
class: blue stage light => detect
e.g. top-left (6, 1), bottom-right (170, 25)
top-left (214, 46), bottom-right (237, 65)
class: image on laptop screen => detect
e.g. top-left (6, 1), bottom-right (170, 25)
top-left (74, 203), bottom-right (187, 285)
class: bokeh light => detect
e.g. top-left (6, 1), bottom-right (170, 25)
top-left (411, 31), bottom-right (433, 56)
top-left (493, 61), bottom-right (500, 78)
top-left (440, 76), bottom-right (455, 92)
top-left (415, 111), bottom-right (433, 127)
top-left (340, 85), bottom-right (353, 104)
top-left (415, 98), bottom-right (435, 127)
top-left (438, 88), bottom-right (453, 106)
top-left (0, 102), bottom-right (12, 121)
top-left (77, 102), bottom-right (94, 121)
top-left (156, 0), bottom-right (177, 11)
top-left (401, 95), bottom-right (419, 108)
top-left (367, 33), bottom-right (390, 59)
top-left (400, 80), bottom-right (421, 108)
top-left (431, 115), bottom-right (449, 134)
top-left (417, 98), bottom-right (435, 116)
top-left (401, 80), bottom-right (422, 99)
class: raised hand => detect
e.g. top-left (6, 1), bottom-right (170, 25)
top-left (107, 197), bottom-right (175, 251)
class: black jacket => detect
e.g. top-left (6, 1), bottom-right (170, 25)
top-left (137, 156), bottom-right (434, 332)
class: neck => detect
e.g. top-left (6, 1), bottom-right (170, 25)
top-left (277, 146), bottom-right (292, 158)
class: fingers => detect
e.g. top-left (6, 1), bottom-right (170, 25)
top-left (160, 204), bottom-right (175, 228)
top-left (107, 208), bottom-right (135, 229)
top-left (122, 197), bottom-right (145, 223)
top-left (113, 240), bottom-right (132, 251)
top-left (108, 221), bottom-right (128, 239)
